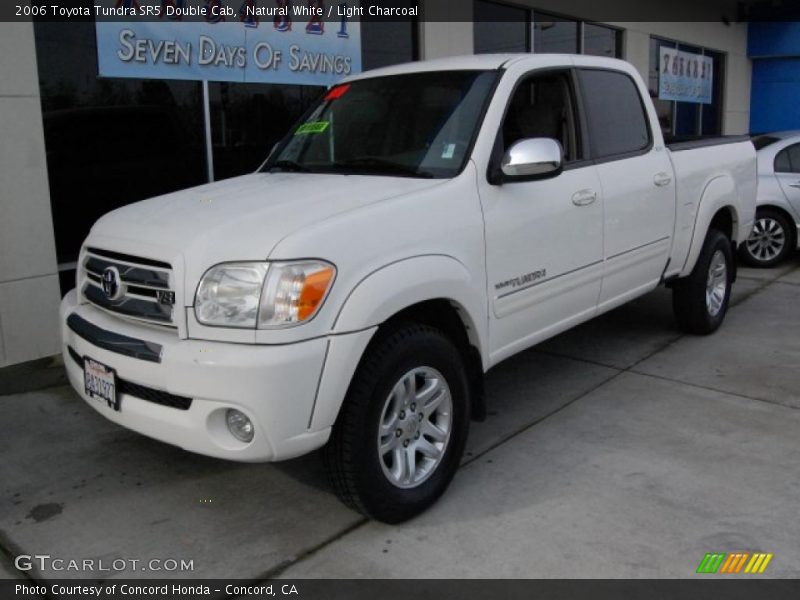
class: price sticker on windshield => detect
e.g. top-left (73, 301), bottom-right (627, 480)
top-left (295, 121), bottom-right (330, 135)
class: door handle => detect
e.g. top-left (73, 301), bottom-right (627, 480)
top-left (571, 189), bottom-right (597, 206)
top-left (654, 172), bottom-right (672, 187)
top-left (789, 181), bottom-right (800, 189)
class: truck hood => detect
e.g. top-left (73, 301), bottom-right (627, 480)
top-left (89, 172), bottom-right (442, 283)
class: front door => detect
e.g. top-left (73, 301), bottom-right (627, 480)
top-left (478, 70), bottom-right (604, 363)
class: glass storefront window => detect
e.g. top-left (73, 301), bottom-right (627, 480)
top-left (209, 17), bottom-right (419, 182)
top-left (474, 1), bottom-right (528, 54)
top-left (34, 16), bottom-right (419, 291)
top-left (649, 36), bottom-right (725, 137)
top-left (33, 21), bottom-right (207, 291)
top-left (583, 23), bottom-right (623, 58)
top-left (533, 13), bottom-right (579, 54)
top-left (701, 49), bottom-right (725, 135)
top-left (473, 2), bottom-right (622, 59)
top-left (209, 83), bottom-right (323, 181)
top-left (361, 2), bottom-right (419, 70)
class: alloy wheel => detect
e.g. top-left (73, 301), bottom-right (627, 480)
top-left (377, 366), bottom-right (453, 489)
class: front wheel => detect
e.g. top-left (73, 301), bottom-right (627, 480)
top-left (672, 228), bottom-right (733, 335)
top-left (324, 323), bottom-right (470, 523)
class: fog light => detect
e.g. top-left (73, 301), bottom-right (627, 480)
top-left (226, 409), bottom-right (254, 443)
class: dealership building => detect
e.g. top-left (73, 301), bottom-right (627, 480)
top-left (0, 0), bottom-right (791, 367)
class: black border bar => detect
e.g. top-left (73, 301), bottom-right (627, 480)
top-left (4, 579), bottom-right (800, 600)
top-left (3, 0), bottom-right (800, 23)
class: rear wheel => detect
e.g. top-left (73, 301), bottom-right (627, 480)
top-left (324, 323), bottom-right (470, 523)
top-left (740, 208), bottom-right (794, 268)
top-left (672, 228), bottom-right (733, 335)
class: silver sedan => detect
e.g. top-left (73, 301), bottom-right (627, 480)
top-left (742, 131), bottom-right (800, 267)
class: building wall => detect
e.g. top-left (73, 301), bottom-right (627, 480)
top-left (0, 23), bottom-right (61, 367)
top-left (420, 1), bottom-right (751, 135)
top-left (748, 22), bottom-right (800, 133)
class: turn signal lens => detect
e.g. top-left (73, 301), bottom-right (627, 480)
top-left (258, 261), bottom-right (336, 328)
top-left (297, 266), bottom-right (335, 321)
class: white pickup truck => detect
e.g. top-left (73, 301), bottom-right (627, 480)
top-left (61, 54), bottom-right (756, 522)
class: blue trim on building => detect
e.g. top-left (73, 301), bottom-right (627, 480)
top-left (749, 23), bottom-right (800, 133)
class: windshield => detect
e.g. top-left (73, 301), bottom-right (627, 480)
top-left (265, 70), bottom-right (498, 179)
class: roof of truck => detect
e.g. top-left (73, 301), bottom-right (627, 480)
top-left (342, 53), bottom-right (629, 83)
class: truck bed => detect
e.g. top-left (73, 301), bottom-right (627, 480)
top-left (665, 134), bottom-right (752, 152)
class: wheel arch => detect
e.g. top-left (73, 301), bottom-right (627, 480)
top-left (311, 256), bottom-right (489, 432)
top-left (679, 175), bottom-right (742, 278)
top-left (331, 255), bottom-right (488, 361)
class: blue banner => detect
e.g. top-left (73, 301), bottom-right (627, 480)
top-left (95, 1), bottom-right (362, 86)
top-left (658, 47), bottom-right (713, 105)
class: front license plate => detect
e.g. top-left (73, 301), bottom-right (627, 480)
top-left (83, 357), bottom-right (120, 411)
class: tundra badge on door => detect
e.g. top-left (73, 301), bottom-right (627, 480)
top-left (495, 269), bottom-right (547, 293)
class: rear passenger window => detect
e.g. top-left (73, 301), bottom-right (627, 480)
top-left (578, 69), bottom-right (651, 159)
top-left (775, 144), bottom-right (800, 173)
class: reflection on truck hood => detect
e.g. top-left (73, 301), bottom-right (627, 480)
top-left (90, 172), bottom-right (442, 264)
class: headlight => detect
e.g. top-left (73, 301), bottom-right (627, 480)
top-left (195, 262), bottom-right (268, 328)
top-left (258, 261), bottom-right (336, 328)
top-left (194, 261), bottom-right (335, 329)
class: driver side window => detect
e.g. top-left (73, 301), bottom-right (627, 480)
top-left (501, 71), bottom-right (581, 162)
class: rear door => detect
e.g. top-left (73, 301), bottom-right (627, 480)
top-left (577, 68), bottom-right (676, 310)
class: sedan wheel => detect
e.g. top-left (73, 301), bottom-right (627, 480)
top-left (746, 217), bottom-right (786, 263)
top-left (741, 208), bottom-right (794, 268)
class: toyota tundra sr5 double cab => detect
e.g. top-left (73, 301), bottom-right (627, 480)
top-left (61, 54), bottom-right (756, 523)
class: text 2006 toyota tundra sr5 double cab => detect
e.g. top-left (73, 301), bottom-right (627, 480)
top-left (61, 55), bottom-right (756, 522)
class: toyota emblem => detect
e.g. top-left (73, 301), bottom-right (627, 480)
top-left (101, 266), bottom-right (123, 300)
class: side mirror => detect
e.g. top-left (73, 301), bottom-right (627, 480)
top-left (500, 138), bottom-right (563, 180)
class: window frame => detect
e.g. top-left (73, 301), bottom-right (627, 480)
top-left (473, 1), bottom-right (623, 58)
top-left (488, 67), bottom-right (591, 185)
top-left (774, 143), bottom-right (800, 174)
top-left (648, 35), bottom-right (726, 137)
top-left (575, 67), bottom-right (654, 164)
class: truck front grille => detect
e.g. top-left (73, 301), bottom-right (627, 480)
top-left (82, 247), bottom-right (176, 328)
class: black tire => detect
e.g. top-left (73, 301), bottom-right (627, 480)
top-left (323, 323), bottom-right (471, 523)
top-left (672, 228), bottom-right (733, 335)
top-left (739, 207), bottom-right (795, 268)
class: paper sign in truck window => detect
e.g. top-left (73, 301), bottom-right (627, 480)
top-left (295, 121), bottom-right (330, 135)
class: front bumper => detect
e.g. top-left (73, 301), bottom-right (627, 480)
top-left (61, 290), bottom-right (337, 462)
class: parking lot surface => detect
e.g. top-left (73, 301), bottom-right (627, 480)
top-left (1, 258), bottom-right (799, 580)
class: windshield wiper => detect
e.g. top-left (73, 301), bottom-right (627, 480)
top-left (269, 159), bottom-right (310, 173)
top-left (330, 157), bottom-right (434, 178)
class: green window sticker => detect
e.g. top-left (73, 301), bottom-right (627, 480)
top-left (295, 121), bottom-right (330, 135)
